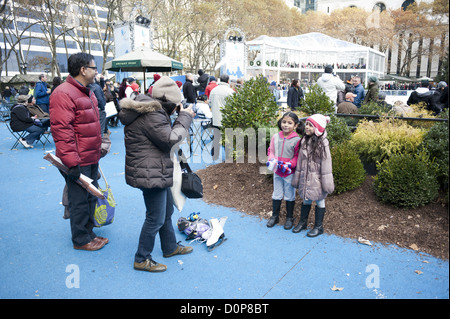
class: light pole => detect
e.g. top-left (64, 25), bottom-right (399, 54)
top-left (20, 62), bottom-right (28, 74)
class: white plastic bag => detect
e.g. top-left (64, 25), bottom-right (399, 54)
top-left (171, 153), bottom-right (186, 212)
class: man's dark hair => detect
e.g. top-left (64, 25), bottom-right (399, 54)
top-left (220, 74), bottom-right (229, 83)
top-left (68, 52), bottom-right (95, 77)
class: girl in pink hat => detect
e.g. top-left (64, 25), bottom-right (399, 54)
top-left (291, 114), bottom-right (334, 237)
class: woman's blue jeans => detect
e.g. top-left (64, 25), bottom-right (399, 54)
top-left (135, 188), bottom-right (178, 263)
top-left (25, 124), bottom-right (44, 145)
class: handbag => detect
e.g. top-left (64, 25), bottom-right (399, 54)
top-left (179, 159), bottom-right (203, 199)
top-left (94, 166), bottom-right (116, 227)
top-left (171, 153), bottom-right (186, 212)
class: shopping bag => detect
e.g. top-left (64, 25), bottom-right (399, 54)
top-left (171, 153), bottom-right (186, 212)
top-left (94, 166), bottom-right (116, 227)
top-left (105, 101), bottom-right (117, 118)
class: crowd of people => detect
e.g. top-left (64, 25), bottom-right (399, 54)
top-left (269, 64), bottom-right (448, 116)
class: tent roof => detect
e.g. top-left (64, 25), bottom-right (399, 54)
top-left (105, 47), bottom-right (183, 72)
top-left (247, 32), bottom-right (372, 52)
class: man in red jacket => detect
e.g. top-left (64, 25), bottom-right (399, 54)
top-left (50, 53), bottom-right (105, 251)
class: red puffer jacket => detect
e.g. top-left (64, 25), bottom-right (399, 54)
top-left (49, 76), bottom-right (101, 168)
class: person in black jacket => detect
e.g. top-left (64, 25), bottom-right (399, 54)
top-left (287, 79), bottom-right (304, 111)
top-left (195, 69), bottom-right (209, 93)
top-left (119, 76), bottom-right (195, 273)
top-left (438, 81), bottom-right (448, 110)
top-left (407, 80), bottom-right (440, 115)
top-left (182, 73), bottom-right (197, 104)
top-left (10, 95), bottom-right (45, 148)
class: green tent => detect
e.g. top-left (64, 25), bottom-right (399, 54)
top-left (105, 48), bottom-right (183, 89)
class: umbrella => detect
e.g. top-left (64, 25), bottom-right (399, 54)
top-left (417, 76), bottom-right (433, 82)
top-left (105, 47), bottom-right (183, 89)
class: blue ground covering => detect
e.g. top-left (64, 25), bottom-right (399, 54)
top-left (0, 121), bottom-right (448, 306)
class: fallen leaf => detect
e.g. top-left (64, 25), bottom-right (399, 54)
top-left (410, 244), bottom-right (419, 251)
top-left (377, 225), bottom-right (388, 231)
top-left (39, 167), bottom-right (46, 169)
top-left (213, 184), bottom-right (218, 190)
top-left (415, 270), bottom-right (423, 275)
top-left (331, 284), bottom-right (344, 291)
top-left (358, 237), bottom-right (372, 246)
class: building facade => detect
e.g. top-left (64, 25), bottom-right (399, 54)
top-left (0, 0), bottom-right (113, 80)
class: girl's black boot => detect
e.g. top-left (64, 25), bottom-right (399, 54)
top-left (292, 204), bottom-right (311, 233)
top-left (307, 206), bottom-right (326, 237)
top-left (267, 199), bottom-right (282, 227)
top-left (284, 201), bottom-right (295, 230)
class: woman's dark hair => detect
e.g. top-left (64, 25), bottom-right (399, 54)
top-left (303, 128), bottom-right (326, 161)
top-left (68, 52), bottom-right (95, 77)
top-left (52, 76), bottom-right (62, 87)
top-left (291, 79), bottom-right (299, 87)
top-left (277, 112), bottom-right (305, 136)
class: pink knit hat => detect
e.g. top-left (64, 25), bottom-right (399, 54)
top-left (306, 114), bottom-right (330, 136)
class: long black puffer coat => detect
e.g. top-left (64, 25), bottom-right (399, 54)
top-left (118, 94), bottom-right (192, 189)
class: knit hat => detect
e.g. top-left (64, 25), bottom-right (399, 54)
top-left (152, 76), bottom-right (182, 103)
top-left (368, 75), bottom-right (378, 83)
top-left (324, 65), bottom-right (333, 73)
top-left (306, 114), bottom-right (330, 136)
top-left (153, 74), bottom-right (161, 82)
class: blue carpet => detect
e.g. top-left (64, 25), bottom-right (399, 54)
top-left (0, 122), bottom-right (448, 301)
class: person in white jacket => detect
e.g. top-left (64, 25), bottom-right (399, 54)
top-left (316, 65), bottom-right (345, 108)
top-left (209, 74), bottom-right (235, 127)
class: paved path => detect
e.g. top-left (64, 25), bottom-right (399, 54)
top-left (0, 123), bottom-right (448, 304)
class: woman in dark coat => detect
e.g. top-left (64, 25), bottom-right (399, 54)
top-left (10, 95), bottom-right (45, 148)
top-left (119, 76), bottom-right (195, 272)
top-left (287, 79), bottom-right (304, 110)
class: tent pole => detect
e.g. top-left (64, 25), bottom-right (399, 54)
top-left (143, 70), bottom-right (146, 93)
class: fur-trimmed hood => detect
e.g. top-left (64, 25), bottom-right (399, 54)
top-left (118, 96), bottom-right (162, 126)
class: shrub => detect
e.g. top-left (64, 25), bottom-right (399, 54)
top-left (326, 115), bottom-right (352, 148)
top-left (302, 84), bottom-right (335, 116)
top-left (373, 151), bottom-right (439, 208)
top-left (221, 75), bottom-right (278, 131)
top-left (420, 121), bottom-right (449, 189)
top-left (350, 118), bottom-right (425, 164)
top-left (358, 101), bottom-right (392, 116)
top-left (331, 142), bottom-right (366, 194)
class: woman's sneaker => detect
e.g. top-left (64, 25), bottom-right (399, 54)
top-left (19, 138), bottom-right (33, 148)
top-left (134, 258), bottom-right (167, 272)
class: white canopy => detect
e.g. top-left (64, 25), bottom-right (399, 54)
top-left (247, 32), bottom-right (370, 52)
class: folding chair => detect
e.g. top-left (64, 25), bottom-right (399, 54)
top-left (38, 130), bottom-right (52, 150)
top-left (4, 119), bottom-right (28, 150)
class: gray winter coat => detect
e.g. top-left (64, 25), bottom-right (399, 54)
top-left (291, 131), bottom-right (334, 201)
top-left (119, 96), bottom-right (192, 189)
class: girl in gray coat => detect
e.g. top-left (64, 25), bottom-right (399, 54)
top-left (291, 114), bottom-right (334, 237)
top-left (119, 76), bottom-right (195, 272)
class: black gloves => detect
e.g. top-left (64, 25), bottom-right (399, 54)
top-left (67, 165), bottom-right (81, 181)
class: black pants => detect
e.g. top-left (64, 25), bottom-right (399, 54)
top-left (62, 163), bottom-right (99, 246)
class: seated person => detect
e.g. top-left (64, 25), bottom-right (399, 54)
top-left (10, 95), bottom-right (46, 148)
top-left (376, 92), bottom-right (392, 110)
top-left (195, 94), bottom-right (212, 119)
top-left (337, 92), bottom-right (358, 114)
top-left (26, 95), bottom-right (50, 130)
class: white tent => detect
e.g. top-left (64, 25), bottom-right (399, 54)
top-left (246, 32), bottom-right (385, 84)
